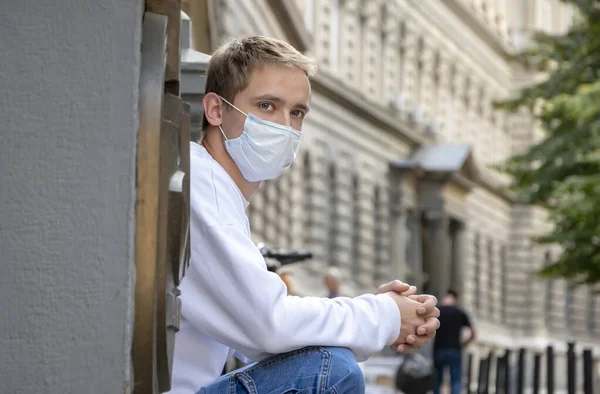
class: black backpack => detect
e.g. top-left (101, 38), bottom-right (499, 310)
top-left (395, 352), bottom-right (436, 394)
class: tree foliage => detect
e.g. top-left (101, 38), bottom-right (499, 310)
top-left (497, 0), bottom-right (600, 285)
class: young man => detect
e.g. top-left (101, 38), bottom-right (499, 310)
top-left (433, 290), bottom-right (476, 394)
top-left (169, 36), bottom-right (441, 394)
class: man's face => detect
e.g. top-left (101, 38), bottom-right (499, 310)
top-left (323, 274), bottom-right (339, 291)
top-left (442, 294), bottom-right (457, 305)
top-left (221, 64), bottom-right (311, 138)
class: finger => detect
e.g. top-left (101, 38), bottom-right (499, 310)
top-left (399, 286), bottom-right (417, 297)
top-left (376, 280), bottom-right (410, 295)
top-left (408, 331), bottom-right (436, 349)
top-left (400, 343), bottom-right (417, 353)
top-left (409, 295), bottom-right (439, 315)
top-left (396, 344), bottom-right (407, 353)
top-left (410, 294), bottom-right (437, 315)
top-left (416, 317), bottom-right (441, 337)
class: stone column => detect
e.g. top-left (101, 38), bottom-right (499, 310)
top-left (450, 220), bottom-right (466, 296)
top-left (424, 210), bottom-right (450, 299)
top-left (409, 210), bottom-right (424, 290)
top-left (390, 206), bottom-right (409, 282)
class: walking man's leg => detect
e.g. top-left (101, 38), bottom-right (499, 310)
top-left (199, 346), bottom-right (365, 394)
top-left (449, 349), bottom-right (462, 394)
top-left (434, 350), bottom-right (445, 394)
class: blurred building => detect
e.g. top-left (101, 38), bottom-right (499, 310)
top-left (182, 0), bottom-right (598, 389)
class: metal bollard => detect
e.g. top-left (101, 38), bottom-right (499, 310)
top-left (466, 353), bottom-right (474, 394)
top-left (504, 349), bottom-right (511, 394)
top-left (477, 355), bottom-right (489, 394)
top-left (517, 348), bottom-right (526, 394)
top-left (532, 353), bottom-right (541, 394)
top-left (583, 348), bottom-right (593, 394)
top-left (477, 351), bottom-right (493, 394)
top-left (547, 345), bottom-right (555, 394)
top-left (495, 352), bottom-right (507, 394)
top-left (567, 342), bottom-right (576, 394)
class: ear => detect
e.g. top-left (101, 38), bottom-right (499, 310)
top-left (203, 92), bottom-right (223, 127)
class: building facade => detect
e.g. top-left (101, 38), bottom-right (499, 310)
top-left (182, 0), bottom-right (599, 390)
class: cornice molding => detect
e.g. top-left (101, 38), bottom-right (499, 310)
top-left (311, 71), bottom-right (430, 148)
top-left (266, 0), bottom-right (312, 53)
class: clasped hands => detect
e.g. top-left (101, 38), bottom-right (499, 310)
top-left (375, 280), bottom-right (440, 353)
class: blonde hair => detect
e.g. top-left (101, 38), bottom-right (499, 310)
top-left (202, 36), bottom-right (317, 130)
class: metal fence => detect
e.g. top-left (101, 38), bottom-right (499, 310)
top-left (465, 343), bottom-right (595, 394)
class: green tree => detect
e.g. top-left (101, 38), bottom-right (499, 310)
top-left (497, 0), bottom-right (600, 285)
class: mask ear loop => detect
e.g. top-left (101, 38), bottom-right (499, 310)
top-left (218, 125), bottom-right (228, 141)
top-left (218, 95), bottom-right (247, 142)
top-left (219, 96), bottom-right (247, 117)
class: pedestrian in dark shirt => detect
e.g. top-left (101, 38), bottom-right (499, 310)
top-left (433, 290), bottom-right (476, 394)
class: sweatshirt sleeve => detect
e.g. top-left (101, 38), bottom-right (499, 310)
top-left (180, 222), bottom-right (400, 362)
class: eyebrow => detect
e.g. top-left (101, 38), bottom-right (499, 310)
top-left (251, 94), bottom-right (310, 114)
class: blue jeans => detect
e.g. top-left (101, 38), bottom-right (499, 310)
top-left (434, 349), bottom-right (462, 394)
top-left (198, 346), bottom-right (365, 394)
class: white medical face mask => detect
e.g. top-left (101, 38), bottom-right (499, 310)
top-left (218, 96), bottom-right (302, 182)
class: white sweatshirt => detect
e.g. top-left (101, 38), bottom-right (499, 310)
top-left (167, 143), bottom-right (401, 394)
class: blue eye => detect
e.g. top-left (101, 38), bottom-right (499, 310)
top-left (292, 110), bottom-right (305, 118)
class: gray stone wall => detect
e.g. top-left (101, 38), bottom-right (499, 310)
top-left (0, 1), bottom-right (143, 392)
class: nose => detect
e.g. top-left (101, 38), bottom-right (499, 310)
top-left (275, 111), bottom-right (291, 127)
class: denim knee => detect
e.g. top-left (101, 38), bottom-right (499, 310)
top-left (324, 347), bottom-right (365, 393)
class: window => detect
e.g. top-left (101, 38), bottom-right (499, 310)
top-left (351, 175), bottom-right (361, 277)
top-left (487, 239), bottom-right (494, 320)
top-left (415, 38), bottom-right (424, 108)
top-left (565, 281), bottom-right (574, 335)
top-left (327, 164), bottom-right (338, 266)
top-left (587, 287), bottom-right (597, 335)
top-left (302, 152), bottom-right (312, 245)
top-left (329, 0), bottom-right (340, 72)
top-left (500, 245), bottom-right (507, 323)
top-left (372, 186), bottom-right (382, 286)
top-left (544, 251), bottom-right (553, 330)
top-left (474, 233), bottom-right (481, 313)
